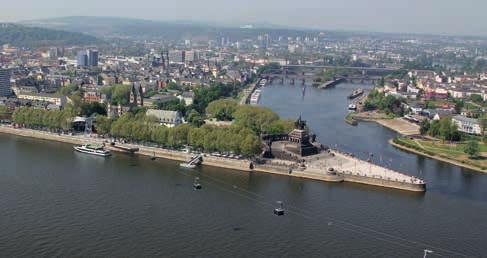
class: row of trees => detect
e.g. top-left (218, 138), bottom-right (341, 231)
top-left (206, 99), bottom-right (238, 121)
top-left (419, 118), bottom-right (461, 141)
top-left (206, 99), bottom-right (295, 135)
top-left (12, 107), bottom-right (73, 130)
top-left (100, 84), bottom-right (132, 106)
top-left (103, 112), bottom-right (261, 156)
top-left (192, 82), bottom-right (240, 114)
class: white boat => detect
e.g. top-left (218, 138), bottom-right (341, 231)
top-left (348, 104), bottom-right (357, 110)
top-left (180, 163), bottom-right (196, 169)
top-left (74, 144), bottom-right (111, 157)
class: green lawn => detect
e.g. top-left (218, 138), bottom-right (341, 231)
top-left (395, 137), bottom-right (487, 171)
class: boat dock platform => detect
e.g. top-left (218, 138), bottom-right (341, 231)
top-left (109, 143), bottom-right (139, 153)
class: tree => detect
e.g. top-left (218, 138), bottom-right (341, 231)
top-left (470, 94), bottom-right (483, 104)
top-left (233, 105), bottom-right (279, 135)
top-left (95, 115), bottom-right (112, 135)
top-left (240, 134), bottom-right (262, 157)
top-left (262, 119), bottom-right (295, 135)
top-left (156, 99), bottom-right (186, 115)
top-left (80, 102), bottom-right (107, 116)
top-left (186, 109), bottom-right (204, 127)
top-left (454, 100), bottom-right (464, 114)
top-left (419, 119), bottom-right (430, 135)
top-left (464, 140), bottom-right (480, 158)
top-left (206, 99), bottom-right (238, 121)
top-left (479, 116), bottom-right (487, 142)
top-left (111, 84), bottom-right (131, 105)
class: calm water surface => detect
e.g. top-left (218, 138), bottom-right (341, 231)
top-left (0, 83), bottom-right (486, 257)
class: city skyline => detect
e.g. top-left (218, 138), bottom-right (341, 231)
top-left (1, 0), bottom-right (487, 37)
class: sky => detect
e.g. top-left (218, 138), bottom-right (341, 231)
top-left (1, 0), bottom-right (486, 36)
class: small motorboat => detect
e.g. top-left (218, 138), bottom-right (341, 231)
top-left (193, 177), bottom-right (202, 189)
top-left (274, 201), bottom-right (285, 216)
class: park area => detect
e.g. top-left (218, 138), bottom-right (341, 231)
top-left (393, 137), bottom-right (487, 172)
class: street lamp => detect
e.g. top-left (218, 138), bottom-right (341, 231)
top-left (423, 249), bottom-right (433, 258)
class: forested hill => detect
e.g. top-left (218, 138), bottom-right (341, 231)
top-left (22, 16), bottom-right (325, 41)
top-left (0, 23), bottom-right (103, 48)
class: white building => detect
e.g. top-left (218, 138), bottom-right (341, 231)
top-left (178, 91), bottom-right (195, 106)
top-left (146, 109), bottom-right (183, 128)
top-left (452, 115), bottom-right (481, 135)
top-left (16, 92), bottom-right (67, 107)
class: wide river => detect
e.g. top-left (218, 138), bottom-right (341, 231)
top-left (1, 83), bottom-right (486, 257)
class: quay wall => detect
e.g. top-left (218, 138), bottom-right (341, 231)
top-left (342, 173), bottom-right (426, 192)
top-left (253, 165), bottom-right (345, 182)
top-left (0, 126), bottom-right (252, 173)
top-left (0, 126), bottom-right (425, 192)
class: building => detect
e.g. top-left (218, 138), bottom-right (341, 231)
top-left (87, 49), bottom-right (99, 66)
top-left (452, 115), bottom-right (481, 135)
top-left (178, 91), bottom-right (195, 106)
top-left (184, 50), bottom-right (196, 64)
top-left (107, 104), bottom-right (130, 119)
top-left (0, 68), bottom-right (12, 97)
top-left (146, 109), bottom-right (183, 127)
top-left (77, 49), bottom-right (99, 67)
top-left (129, 83), bottom-right (144, 107)
top-left (83, 91), bottom-right (105, 103)
top-left (77, 51), bottom-right (89, 67)
top-left (16, 92), bottom-right (67, 107)
top-left (168, 50), bottom-right (184, 64)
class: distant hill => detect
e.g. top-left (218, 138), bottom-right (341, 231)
top-left (21, 16), bottom-right (326, 41)
top-left (0, 23), bottom-right (103, 48)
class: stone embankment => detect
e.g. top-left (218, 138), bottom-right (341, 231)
top-left (0, 125), bottom-right (425, 192)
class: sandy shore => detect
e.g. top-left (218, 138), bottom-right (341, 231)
top-left (350, 112), bottom-right (419, 136)
top-left (375, 118), bottom-right (419, 136)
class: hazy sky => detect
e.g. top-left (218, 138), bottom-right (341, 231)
top-left (1, 0), bottom-right (486, 36)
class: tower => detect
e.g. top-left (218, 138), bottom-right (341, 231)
top-left (0, 68), bottom-right (11, 97)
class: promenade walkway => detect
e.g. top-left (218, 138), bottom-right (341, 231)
top-left (305, 151), bottom-right (424, 185)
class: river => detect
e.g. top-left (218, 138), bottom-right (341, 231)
top-left (0, 83), bottom-right (486, 257)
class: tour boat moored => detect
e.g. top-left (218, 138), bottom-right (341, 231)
top-left (74, 144), bottom-right (111, 157)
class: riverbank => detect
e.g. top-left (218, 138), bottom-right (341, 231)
top-left (349, 112), bottom-right (419, 135)
top-left (0, 125), bottom-right (425, 192)
top-left (0, 125), bottom-right (252, 172)
top-left (390, 138), bottom-right (487, 174)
